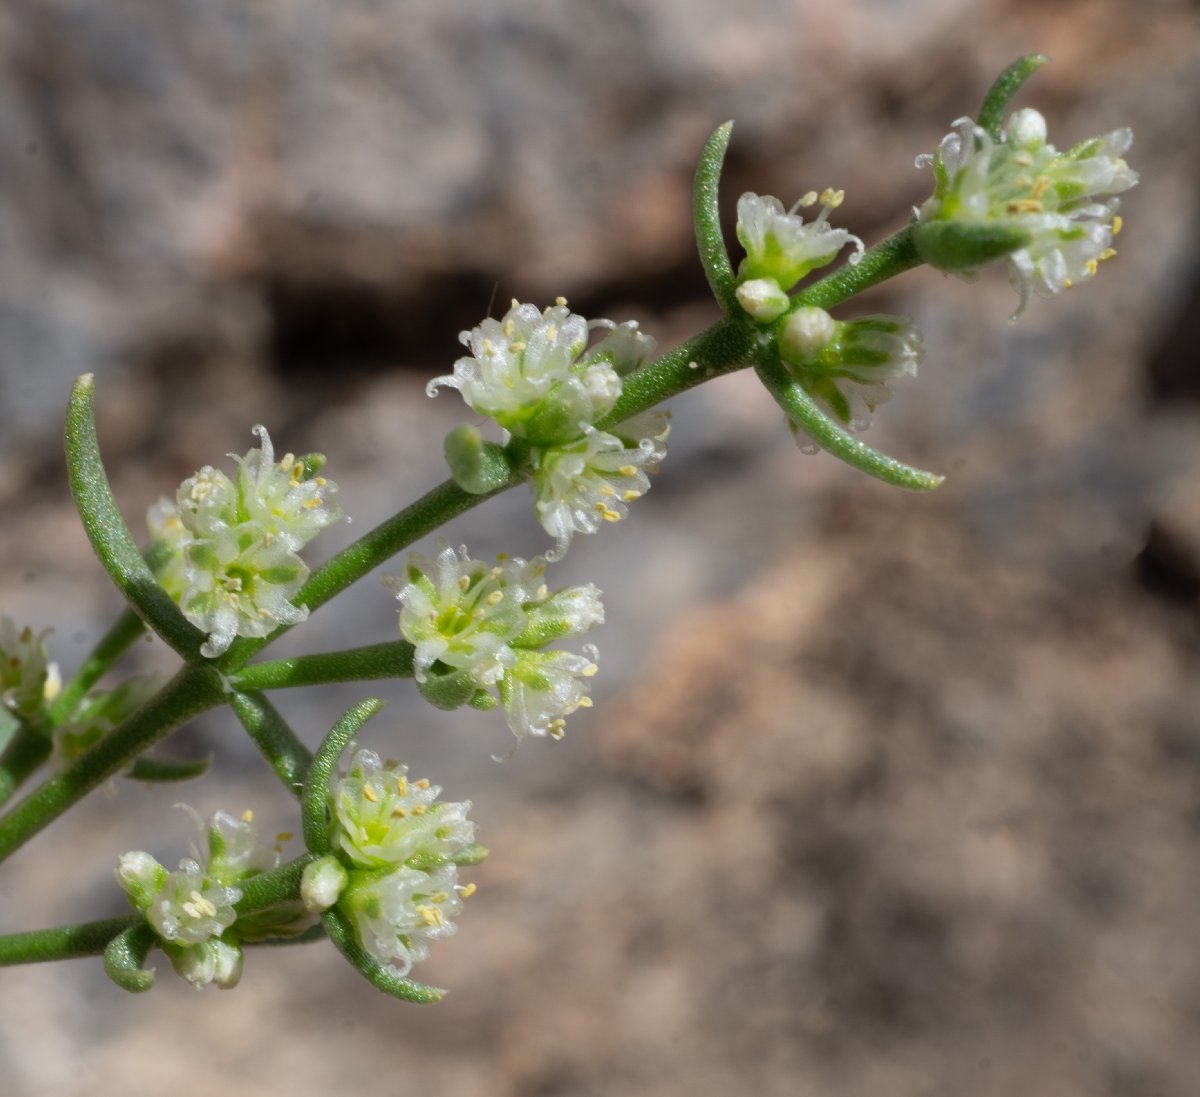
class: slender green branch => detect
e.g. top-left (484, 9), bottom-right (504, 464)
top-left (0, 915), bottom-right (137, 965)
top-left (793, 224), bottom-right (924, 311)
top-left (234, 853), bottom-right (319, 916)
top-left (600, 316), bottom-right (754, 428)
top-left (66, 375), bottom-right (204, 659)
top-left (228, 691), bottom-right (314, 797)
top-left (754, 354), bottom-right (944, 491)
top-left (46, 608), bottom-right (146, 727)
top-left (0, 725), bottom-right (51, 808)
top-left (301, 697), bottom-right (387, 854)
top-left (693, 121), bottom-right (739, 312)
top-left (0, 663), bottom-right (224, 862)
top-left (228, 641), bottom-right (416, 693)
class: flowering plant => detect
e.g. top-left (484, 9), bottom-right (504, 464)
top-left (0, 57), bottom-right (1136, 1001)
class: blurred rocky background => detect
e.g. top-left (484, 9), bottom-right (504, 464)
top-left (2, 1), bottom-right (1199, 1095)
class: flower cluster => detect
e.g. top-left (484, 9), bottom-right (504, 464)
top-left (429, 299), bottom-right (666, 558)
top-left (148, 426), bottom-right (344, 658)
top-left (388, 543), bottom-right (603, 745)
top-left (0, 615), bottom-right (59, 724)
top-left (116, 808), bottom-right (300, 989)
top-left (778, 308), bottom-right (924, 447)
top-left (916, 108), bottom-right (1138, 315)
top-left (302, 747), bottom-right (484, 976)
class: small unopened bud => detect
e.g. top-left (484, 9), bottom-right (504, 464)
top-left (735, 277), bottom-right (790, 322)
top-left (301, 855), bottom-right (349, 913)
top-left (780, 307), bottom-right (837, 363)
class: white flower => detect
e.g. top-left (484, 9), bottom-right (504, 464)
top-left (917, 109), bottom-right (1138, 315)
top-left (344, 863), bottom-right (467, 977)
top-left (168, 937), bottom-right (244, 991)
top-left (140, 857), bottom-right (241, 945)
top-left (330, 748), bottom-right (478, 871)
top-left (428, 299), bottom-right (655, 446)
top-left (497, 646), bottom-right (599, 743)
top-left (531, 412), bottom-right (670, 561)
top-left (148, 427), bottom-right (344, 658)
top-left (736, 191), bottom-right (863, 293)
top-left (735, 277), bottom-right (791, 322)
top-left (387, 544), bottom-right (539, 686)
top-left (231, 426), bottom-right (343, 552)
top-left (301, 855), bottom-right (349, 913)
top-left (779, 311), bottom-right (923, 447)
top-left (389, 545), bottom-right (605, 744)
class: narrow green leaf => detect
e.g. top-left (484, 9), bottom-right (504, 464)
top-left (977, 55), bottom-right (1048, 140)
top-left (127, 754), bottom-right (213, 783)
top-left (755, 357), bottom-right (944, 492)
top-left (65, 375), bottom-right (203, 659)
top-left (322, 907), bottom-right (444, 1004)
top-left (103, 923), bottom-right (158, 993)
top-left (300, 698), bottom-right (386, 854)
top-left (693, 121), bottom-right (739, 313)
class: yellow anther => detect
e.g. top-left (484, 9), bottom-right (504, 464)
top-left (276, 831), bottom-right (293, 843)
top-left (617, 464), bottom-right (638, 477)
top-left (798, 190), bottom-right (818, 208)
top-left (1006, 198), bottom-right (1044, 215)
top-left (460, 882), bottom-right (477, 899)
top-left (458, 575), bottom-right (471, 592)
top-left (413, 804), bottom-right (427, 815)
top-left (302, 497), bottom-right (321, 508)
top-left (396, 774), bottom-right (408, 796)
top-left (582, 663), bottom-right (599, 677)
top-left (504, 318), bottom-right (516, 339)
top-left (820, 187), bottom-right (845, 208)
top-left (392, 806), bottom-right (408, 818)
top-left (1099, 247), bottom-right (1117, 262)
top-left (556, 295), bottom-right (567, 306)
top-left (548, 721), bottom-right (566, 740)
top-left (545, 324), bottom-right (558, 342)
top-left (486, 590), bottom-right (504, 605)
top-left (1113, 215), bottom-right (1123, 235)
top-left (622, 490), bottom-right (642, 502)
top-left (579, 696), bottom-right (594, 708)
top-left (1084, 259), bottom-right (1099, 277)
top-left (242, 809), bottom-right (254, 822)
top-left (510, 341), bottom-right (527, 353)
top-left (363, 784), bottom-right (379, 803)
top-left (431, 891), bottom-right (449, 904)
top-left (535, 584), bottom-right (548, 600)
top-left (416, 904), bottom-right (444, 927)
top-left (1030, 175), bottom-right (1050, 200)
top-left (182, 891), bottom-right (217, 919)
top-left (599, 484), bottom-right (617, 497)
top-left (482, 338), bottom-right (496, 356)
top-left (415, 778), bottom-right (430, 789)
top-left (511, 298), bottom-right (520, 309)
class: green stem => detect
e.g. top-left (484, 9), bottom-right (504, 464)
top-left (0, 915), bottom-right (138, 965)
top-left (228, 691), bottom-right (314, 796)
top-left (228, 641), bottom-right (416, 693)
top-left (220, 478), bottom-right (511, 673)
top-left (793, 224), bottom-right (924, 311)
top-left (46, 608), bottom-right (146, 727)
top-left (0, 663), bottom-right (224, 863)
top-left (0, 725), bottom-right (51, 808)
top-left (322, 905), bottom-right (443, 1003)
top-left (233, 853), bottom-right (319, 916)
